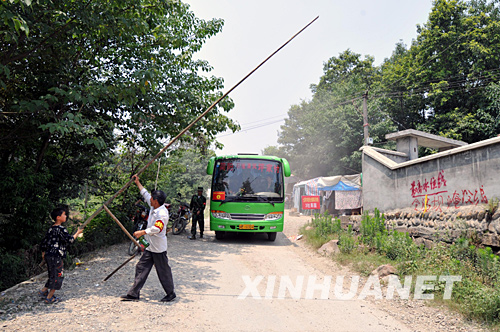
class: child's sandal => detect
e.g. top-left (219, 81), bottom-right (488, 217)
top-left (38, 290), bottom-right (48, 300)
top-left (45, 296), bottom-right (60, 304)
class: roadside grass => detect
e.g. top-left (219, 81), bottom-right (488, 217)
top-left (336, 251), bottom-right (394, 277)
top-left (300, 210), bottom-right (500, 331)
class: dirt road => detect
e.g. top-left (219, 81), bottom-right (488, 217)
top-left (0, 213), bottom-right (486, 331)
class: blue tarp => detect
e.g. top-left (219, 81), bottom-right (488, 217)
top-left (292, 174), bottom-right (362, 211)
top-left (321, 180), bottom-right (359, 191)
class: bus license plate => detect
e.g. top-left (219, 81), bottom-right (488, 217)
top-left (239, 224), bottom-right (254, 230)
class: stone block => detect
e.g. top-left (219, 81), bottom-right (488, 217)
top-left (371, 264), bottom-right (397, 278)
top-left (495, 220), bottom-right (500, 234)
top-left (317, 240), bottom-right (340, 256)
top-left (477, 211), bottom-right (486, 221)
top-left (423, 239), bottom-right (435, 249)
top-left (492, 209), bottom-right (500, 221)
top-left (408, 226), bottom-right (435, 239)
top-left (394, 226), bottom-right (408, 233)
top-left (340, 216), bottom-right (351, 230)
top-left (482, 234), bottom-right (500, 247)
top-left (479, 221), bottom-right (488, 233)
top-left (414, 237), bottom-right (425, 246)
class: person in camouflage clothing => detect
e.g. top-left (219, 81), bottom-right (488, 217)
top-left (188, 187), bottom-right (206, 240)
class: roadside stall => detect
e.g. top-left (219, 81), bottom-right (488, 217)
top-left (292, 174), bottom-right (362, 215)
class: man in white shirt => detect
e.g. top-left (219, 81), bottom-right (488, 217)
top-left (120, 174), bottom-right (176, 302)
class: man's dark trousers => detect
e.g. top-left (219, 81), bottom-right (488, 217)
top-left (191, 212), bottom-right (204, 237)
top-left (127, 250), bottom-right (174, 298)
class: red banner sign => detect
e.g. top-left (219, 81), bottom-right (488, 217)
top-left (219, 162), bottom-right (280, 173)
top-left (301, 195), bottom-right (320, 210)
top-left (212, 191), bottom-right (226, 201)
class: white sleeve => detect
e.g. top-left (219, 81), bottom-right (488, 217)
top-left (140, 188), bottom-right (152, 208)
top-left (145, 208), bottom-right (168, 235)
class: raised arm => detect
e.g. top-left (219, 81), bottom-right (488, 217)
top-left (132, 174), bottom-right (145, 192)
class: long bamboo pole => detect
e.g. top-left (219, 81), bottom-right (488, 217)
top-left (103, 253), bottom-right (138, 281)
top-left (79, 16), bottom-right (319, 230)
top-left (103, 205), bottom-right (141, 248)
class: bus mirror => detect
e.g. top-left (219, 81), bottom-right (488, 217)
top-left (207, 157), bottom-right (215, 175)
top-left (281, 158), bottom-right (291, 177)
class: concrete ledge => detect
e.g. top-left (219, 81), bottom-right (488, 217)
top-left (386, 129), bottom-right (468, 149)
top-left (361, 136), bottom-right (500, 170)
top-left (370, 147), bottom-right (408, 158)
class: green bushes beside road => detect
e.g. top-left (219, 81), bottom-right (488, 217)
top-left (301, 210), bottom-right (500, 328)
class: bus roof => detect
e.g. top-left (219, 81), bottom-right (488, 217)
top-left (214, 154), bottom-right (282, 161)
top-left (208, 155), bottom-right (291, 177)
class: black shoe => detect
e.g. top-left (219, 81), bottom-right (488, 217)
top-left (161, 292), bottom-right (176, 302)
top-left (188, 236), bottom-right (196, 240)
top-left (200, 234), bottom-right (203, 239)
top-left (120, 294), bottom-right (139, 301)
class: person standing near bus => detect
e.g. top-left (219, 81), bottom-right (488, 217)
top-left (120, 174), bottom-right (176, 302)
top-left (189, 187), bottom-right (206, 240)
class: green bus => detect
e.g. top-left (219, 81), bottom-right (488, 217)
top-left (206, 154), bottom-right (291, 241)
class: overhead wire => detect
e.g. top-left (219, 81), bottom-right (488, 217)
top-left (217, 70), bottom-right (499, 141)
top-left (198, 29), bottom-right (500, 141)
top-left (216, 117), bottom-right (286, 138)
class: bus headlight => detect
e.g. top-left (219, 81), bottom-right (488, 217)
top-left (212, 210), bottom-right (231, 220)
top-left (264, 212), bottom-right (283, 220)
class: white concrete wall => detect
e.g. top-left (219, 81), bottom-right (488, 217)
top-left (362, 137), bottom-right (500, 213)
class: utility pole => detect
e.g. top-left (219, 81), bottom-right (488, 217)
top-left (362, 90), bottom-right (369, 145)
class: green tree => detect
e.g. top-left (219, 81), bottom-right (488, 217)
top-left (261, 145), bottom-right (285, 158)
top-left (379, 0), bottom-right (500, 141)
top-left (150, 148), bottom-right (214, 202)
top-left (0, 0), bottom-right (238, 250)
top-left (280, 0), bottom-right (500, 180)
top-left (278, 50), bottom-right (393, 179)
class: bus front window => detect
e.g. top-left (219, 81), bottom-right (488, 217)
top-left (212, 159), bottom-right (283, 201)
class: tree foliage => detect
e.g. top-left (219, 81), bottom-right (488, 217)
top-left (379, 0), bottom-right (500, 141)
top-left (275, 0), bottom-right (500, 179)
top-left (277, 50), bottom-right (394, 179)
top-left (0, 0), bottom-right (239, 252)
top-left (138, 148), bottom-right (213, 202)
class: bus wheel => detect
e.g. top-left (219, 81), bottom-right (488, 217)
top-left (267, 232), bottom-right (277, 241)
top-left (215, 231), bottom-right (225, 240)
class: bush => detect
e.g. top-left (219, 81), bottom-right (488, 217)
top-left (82, 209), bottom-right (132, 250)
top-left (338, 225), bottom-right (357, 254)
top-left (450, 238), bottom-right (500, 287)
top-left (0, 201), bottom-right (135, 292)
top-left (0, 249), bottom-right (27, 291)
top-left (302, 207), bottom-right (500, 327)
top-left (360, 208), bottom-right (387, 247)
top-left (382, 230), bottom-right (417, 261)
top-left (475, 247), bottom-right (500, 286)
top-left (453, 279), bottom-right (500, 323)
top-left (310, 212), bottom-right (342, 241)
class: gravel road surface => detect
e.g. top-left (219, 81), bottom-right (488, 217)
top-left (0, 212), bottom-right (489, 331)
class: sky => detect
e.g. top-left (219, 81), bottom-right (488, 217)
top-left (183, 0), bottom-right (434, 156)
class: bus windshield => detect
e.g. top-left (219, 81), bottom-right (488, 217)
top-left (212, 158), bottom-right (284, 202)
